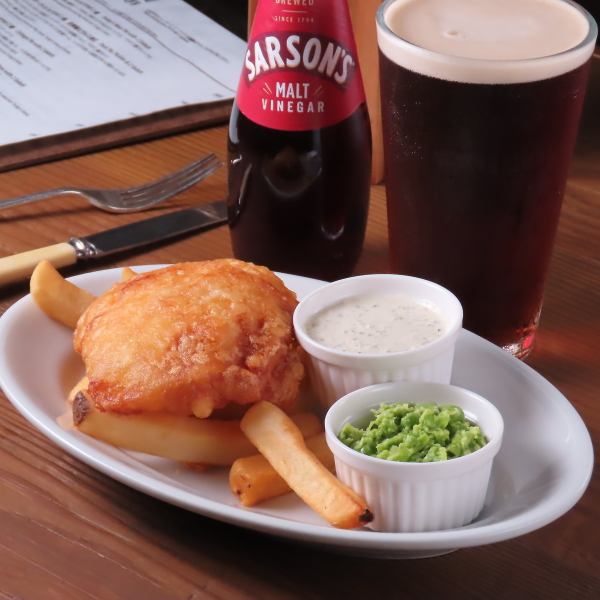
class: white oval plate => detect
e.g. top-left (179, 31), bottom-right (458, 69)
top-left (0, 266), bottom-right (593, 558)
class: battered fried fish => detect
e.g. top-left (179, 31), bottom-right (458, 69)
top-left (74, 260), bottom-right (305, 418)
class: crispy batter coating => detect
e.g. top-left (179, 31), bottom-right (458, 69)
top-left (74, 260), bottom-right (305, 416)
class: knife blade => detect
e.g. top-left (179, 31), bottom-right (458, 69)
top-left (0, 199), bottom-right (228, 286)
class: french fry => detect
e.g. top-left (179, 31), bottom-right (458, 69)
top-left (240, 401), bottom-right (373, 529)
top-left (72, 392), bottom-right (322, 466)
top-left (30, 260), bottom-right (95, 329)
top-left (67, 376), bottom-right (89, 404)
top-left (120, 267), bottom-right (137, 282)
top-left (73, 392), bottom-right (254, 465)
top-left (230, 433), bottom-right (334, 507)
top-left (185, 411), bottom-right (321, 471)
top-left (271, 411), bottom-right (321, 438)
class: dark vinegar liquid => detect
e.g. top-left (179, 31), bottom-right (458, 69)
top-left (380, 54), bottom-right (591, 348)
top-left (227, 103), bottom-right (371, 281)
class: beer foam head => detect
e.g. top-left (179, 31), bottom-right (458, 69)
top-left (377, 0), bottom-right (597, 84)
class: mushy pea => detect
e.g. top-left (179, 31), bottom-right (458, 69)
top-left (339, 402), bottom-right (487, 462)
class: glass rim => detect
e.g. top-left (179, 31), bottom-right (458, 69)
top-left (376, 0), bottom-right (598, 67)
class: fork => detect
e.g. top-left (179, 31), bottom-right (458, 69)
top-left (0, 153), bottom-right (222, 214)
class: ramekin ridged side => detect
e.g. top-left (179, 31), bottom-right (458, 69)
top-left (333, 456), bottom-right (492, 532)
top-left (293, 274), bottom-right (463, 410)
top-left (324, 382), bottom-right (504, 533)
top-left (307, 345), bottom-right (456, 408)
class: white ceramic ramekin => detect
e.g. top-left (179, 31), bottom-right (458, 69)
top-left (293, 274), bottom-right (462, 409)
top-left (325, 381), bottom-right (504, 532)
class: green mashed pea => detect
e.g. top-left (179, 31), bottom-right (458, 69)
top-left (338, 402), bottom-right (487, 462)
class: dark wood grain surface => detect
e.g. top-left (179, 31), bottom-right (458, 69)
top-left (0, 40), bottom-right (598, 600)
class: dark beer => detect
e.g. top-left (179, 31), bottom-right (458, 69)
top-left (380, 56), bottom-right (591, 349)
top-left (377, 0), bottom-right (597, 355)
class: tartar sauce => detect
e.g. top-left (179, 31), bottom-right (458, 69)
top-left (305, 293), bottom-right (445, 353)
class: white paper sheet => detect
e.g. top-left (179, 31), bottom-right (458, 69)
top-left (0, 0), bottom-right (246, 145)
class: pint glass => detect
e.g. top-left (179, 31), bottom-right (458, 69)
top-left (376, 0), bottom-right (597, 357)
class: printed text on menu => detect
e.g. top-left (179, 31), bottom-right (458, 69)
top-left (0, 0), bottom-right (245, 145)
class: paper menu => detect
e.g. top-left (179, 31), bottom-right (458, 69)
top-left (0, 0), bottom-right (246, 147)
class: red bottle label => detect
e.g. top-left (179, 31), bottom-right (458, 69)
top-left (236, 0), bottom-right (366, 131)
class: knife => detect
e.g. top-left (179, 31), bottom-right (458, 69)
top-left (0, 199), bottom-right (228, 286)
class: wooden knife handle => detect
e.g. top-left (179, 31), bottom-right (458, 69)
top-left (0, 242), bottom-right (77, 286)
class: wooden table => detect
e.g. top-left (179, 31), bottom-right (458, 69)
top-left (1, 56), bottom-right (599, 600)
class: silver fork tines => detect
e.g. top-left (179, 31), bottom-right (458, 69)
top-left (0, 153), bottom-right (222, 214)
